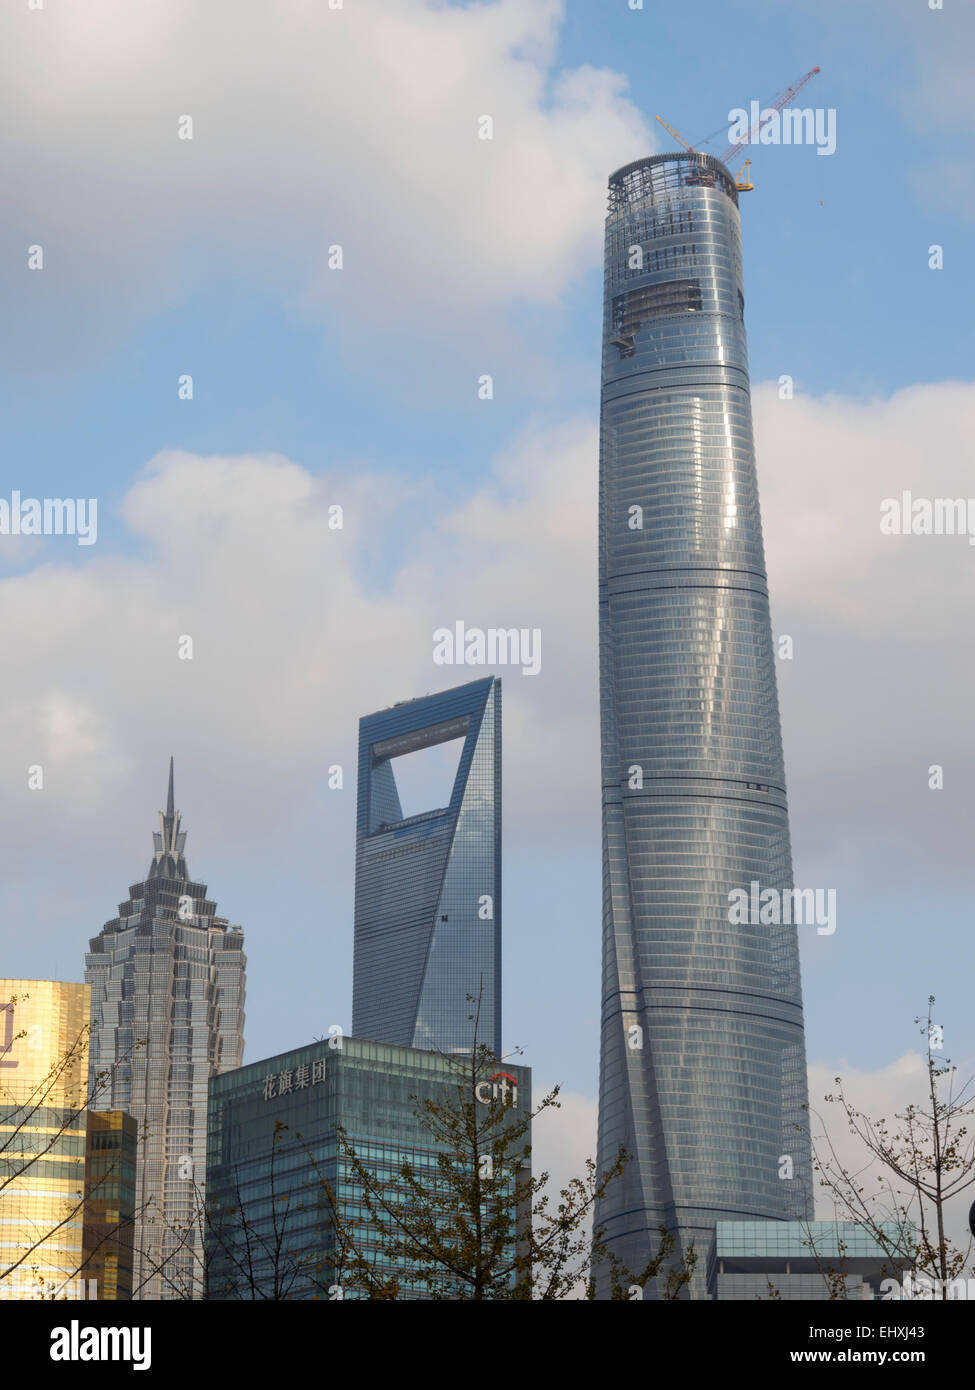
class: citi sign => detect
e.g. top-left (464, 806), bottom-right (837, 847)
top-left (474, 1071), bottom-right (518, 1107)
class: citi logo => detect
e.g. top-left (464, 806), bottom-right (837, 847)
top-left (50, 1321), bottom-right (151, 1371)
top-left (475, 1071), bottom-right (518, 1107)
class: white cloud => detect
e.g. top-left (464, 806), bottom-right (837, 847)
top-left (3, 375), bottom-right (968, 1000)
top-left (5, 383), bottom-right (973, 1267)
top-left (515, 1049), bottom-right (975, 1295)
top-left (808, 1050), bottom-right (975, 1259)
top-left (754, 381), bottom-right (975, 881)
top-left (532, 1054), bottom-right (975, 1282)
top-left (0, 419), bottom-right (598, 916)
top-left (530, 1086), bottom-right (597, 1199)
top-left (0, 0), bottom-right (650, 362)
top-left (3, 380), bottom-right (974, 1089)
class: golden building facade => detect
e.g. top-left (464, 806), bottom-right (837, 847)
top-left (0, 980), bottom-right (91, 1299)
top-left (83, 1110), bottom-right (137, 1300)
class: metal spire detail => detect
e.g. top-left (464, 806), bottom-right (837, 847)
top-left (149, 757), bottom-right (188, 879)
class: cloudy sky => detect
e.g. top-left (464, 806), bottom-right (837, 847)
top-left (2, 0), bottom-right (973, 1228)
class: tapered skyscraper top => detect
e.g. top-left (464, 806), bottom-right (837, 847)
top-left (594, 151), bottom-right (812, 1297)
top-left (149, 756), bottom-right (187, 880)
top-left (352, 677), bottom-right (501, 1056)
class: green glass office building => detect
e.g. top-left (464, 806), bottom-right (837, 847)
top-left (710, 1221), bottom-right (913, 1300)
top-left (205, 1037), bottom-right (530, 1299)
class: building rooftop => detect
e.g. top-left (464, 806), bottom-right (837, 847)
top-left (714, 1220), bottom-right (912, 1261)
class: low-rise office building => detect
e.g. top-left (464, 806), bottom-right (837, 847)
top-left (206, 1036), bottom-right (531, 1299)
top-left (0, 979), bottom-right (136, 1300)
top-left (709, 1220), bottom-right (913, 1300)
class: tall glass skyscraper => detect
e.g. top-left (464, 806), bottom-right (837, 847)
top-left (85, 761), bottom-right (246, 1299)
top-left (594, 152), bottom-right (812, 1297)
top-left (352, 677), bottom-right (501, 1057)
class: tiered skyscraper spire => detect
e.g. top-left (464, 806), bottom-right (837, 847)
top-left (86, 761), bottom-right (246, 1300)
top-left (149, 757), bottom-right (187, 880)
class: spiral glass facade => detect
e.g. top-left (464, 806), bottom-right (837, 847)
top-left (594, 153), bottom-right (812, 1298)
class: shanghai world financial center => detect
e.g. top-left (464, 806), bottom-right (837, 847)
top-left (352, 677), bottom-right (502, 1058)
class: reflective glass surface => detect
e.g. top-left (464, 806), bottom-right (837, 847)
top-left (594, 155), bottom-right (813, 1298)
top-left (85, 791), bottom-right (246, 1300)
top-left (352, 678), bottom-right (501, 1056)
top-left (0, 980), bottom-right (90, 1298)
top-left (205, 1038), bottom-right (531, 1299)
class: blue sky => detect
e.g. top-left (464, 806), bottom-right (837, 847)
top-left (7, 0), bottom-right (973, 542)
top-left (1, 0), bottom-right (973, 1175)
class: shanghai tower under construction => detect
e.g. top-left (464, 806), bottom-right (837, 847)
top-left (594, 151), bottom-right (812, 1298)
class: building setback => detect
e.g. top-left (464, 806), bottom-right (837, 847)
top-left (205, 1036), bottom-right (530, 1299)
top-left (594, 151), bottom-right (813, 1297)
top-left (85, 761), bottom-right (245, 1299)
top-left (352, 678), bottom-right (502, 1056)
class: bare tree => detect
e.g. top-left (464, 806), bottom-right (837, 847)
top-left (133, 989), bottom-right (696, 1301)
top-left (137, 1118), bottom-right (391, 1300)
top-left (809, 996), bottom-right (975, 1298)
top-left (332, 992), bottom-right (695, 1300)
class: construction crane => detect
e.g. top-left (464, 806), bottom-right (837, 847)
top-left (655, 66), bottom-right (820, 193)
top-left (718, 66), bottom-right (821, 165)
top-left (654, 115), bottom-right (755, 193)
top-left (733, 158), bottom-right (753, 192)
top-left (653, 114), bottom-right (697, 154)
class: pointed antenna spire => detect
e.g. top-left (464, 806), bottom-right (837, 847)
top-left (149, 756), bottom-right (188, 880)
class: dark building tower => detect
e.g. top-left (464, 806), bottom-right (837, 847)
top-left (352, 678), bottom-right (501, 1056)
top-left (86, 761), bottom-right (245, 1300)
top-left (594, 153), bottom-right (812, 1297)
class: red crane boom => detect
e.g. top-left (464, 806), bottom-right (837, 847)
top-left (718, 66), bottom-right (821, 165)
